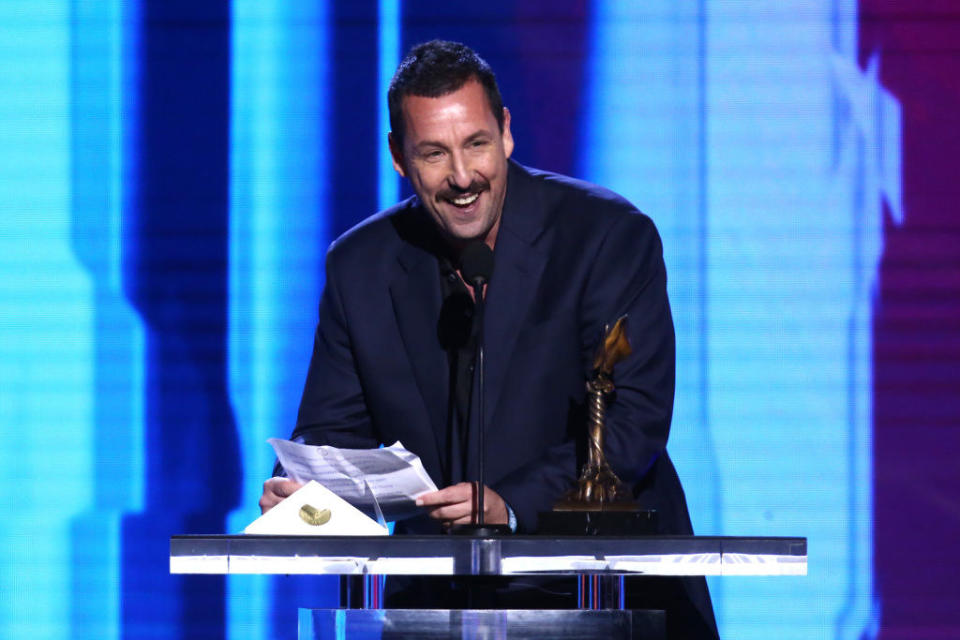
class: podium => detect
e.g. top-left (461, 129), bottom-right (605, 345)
top-left (171, 534), bottom-right (806, 638)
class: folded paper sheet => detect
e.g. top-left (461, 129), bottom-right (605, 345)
top-left (244, 480), bottom-right (388, 536)
top-left (268, 439), bottom-right (437, 520)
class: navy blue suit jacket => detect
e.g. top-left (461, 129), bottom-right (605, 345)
top-left (291, 161), bottom-right (695, 537)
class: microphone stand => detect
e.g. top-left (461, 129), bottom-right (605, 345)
top-left (451, 275), bottom-right (510, 537)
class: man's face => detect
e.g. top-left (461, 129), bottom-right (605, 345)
top-left (390, 80), bottom-right (514, 250)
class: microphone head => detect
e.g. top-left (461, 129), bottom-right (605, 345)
top-left (459, 242), bottom-right (494, 287)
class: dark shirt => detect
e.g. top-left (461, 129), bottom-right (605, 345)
top-left (438, 257), bottom-right (477, 485)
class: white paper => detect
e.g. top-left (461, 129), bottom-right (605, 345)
top-left (268, 439), bottom-right (438, 520)
top-left (244, 480), bottom-right (388, 536)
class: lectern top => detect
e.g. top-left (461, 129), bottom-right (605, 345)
top-left (170, 534), bottom-right (807, 577)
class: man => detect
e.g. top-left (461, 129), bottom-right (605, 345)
top-left (260, 40), bottom-right (718, 638)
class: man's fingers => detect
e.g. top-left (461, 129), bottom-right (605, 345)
top-left (273, 479), bottom-right (303, 497)
top-left (415, 482), bottom-right (473, 507)
top-left (417, 482), bottom-right (482, 524)
top-left (259, 477), bottom-right (303, 514)
top-left (424, 501), bottom-right (474, 522)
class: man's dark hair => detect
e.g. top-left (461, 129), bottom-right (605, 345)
top-left (388, 40), bottom-right (504, 146)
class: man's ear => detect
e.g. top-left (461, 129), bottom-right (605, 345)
top-left (501, 107), bottom-right (514, 159)
top-left (388, 132), bottom-right (407, 178)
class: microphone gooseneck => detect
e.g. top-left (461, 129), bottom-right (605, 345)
top-left (459, 242), bottom-right (493, 529)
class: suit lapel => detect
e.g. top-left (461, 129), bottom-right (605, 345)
top-left (387, 164), bottom-right (551, 481)
top-left (389, 235), bottom-right (451, 482)
top-left (483, 163), bottom-right (550, 433)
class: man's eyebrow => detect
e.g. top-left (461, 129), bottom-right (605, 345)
top-left (413, 140), bottom-right (448, 152)
top-left (464, 130), bottom-right (493, 142)
top-left (412, 129), bottom-right (493, 153)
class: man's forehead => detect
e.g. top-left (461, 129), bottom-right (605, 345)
top-left (400, 82), bottom-right (498, 132)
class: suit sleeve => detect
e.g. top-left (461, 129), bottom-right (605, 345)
top-left (580, 213), bottom-right (675, 485)
top-left (288, 248), bottom-right (379, 453)
top-left (493, 212), bottom-right (675, 532)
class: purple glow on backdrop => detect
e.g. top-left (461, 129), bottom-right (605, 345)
top-left (861, 1), bottom-right (960, 637)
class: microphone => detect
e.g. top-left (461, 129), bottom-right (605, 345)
top-left (459, 242), bottom-right (494, 290)
top-left (454, 242), bottom-right (508, 536)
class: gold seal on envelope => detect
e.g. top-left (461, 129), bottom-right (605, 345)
top-left (298, 504), bottom-right (331, 526)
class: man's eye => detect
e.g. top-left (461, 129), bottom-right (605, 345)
top-left (470, 139), bottom-right (488, 148)
top-left (424, 150), bottom-right (444, 161)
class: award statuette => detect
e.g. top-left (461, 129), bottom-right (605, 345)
top-left (539, 316), bottom-right (658, 535)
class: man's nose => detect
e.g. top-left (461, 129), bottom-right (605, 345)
top-left (448, 152), bottom-right (472, 189)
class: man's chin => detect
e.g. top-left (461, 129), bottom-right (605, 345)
top-left (452, 219), bottom-right (499, 243)
top-left (425, 204), bottom-right (499, 248)
top-left (433, 218), bottom-right (487, 245)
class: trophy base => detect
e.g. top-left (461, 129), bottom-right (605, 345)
top-left (538, 507), bottom-right (658, 536)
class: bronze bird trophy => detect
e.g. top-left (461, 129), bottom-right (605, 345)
top-left (541, 316), bottom-right (658, 534)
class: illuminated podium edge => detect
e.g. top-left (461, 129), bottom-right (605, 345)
top-left (169, 535), bottom-right (807, 577)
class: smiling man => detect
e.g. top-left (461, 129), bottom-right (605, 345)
top-left (389, 77), bottom-right (512, 250)
top-left (259, 40), bottom-right (718, 639)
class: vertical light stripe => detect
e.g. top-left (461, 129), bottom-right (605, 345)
top-left (579, 0), bottom-right (721, 570)
top-left (704, 2), bottom-right (880, 638)
top-left (378, 0), bottom-right (401, 210)
top-left (582, 1), bottom-right (882, 637)
top-left (118, 0), bottom-right (145, 517)
top-left (0, 2), bottom-right (90, 638)
top-left (228, 2), bottom-right (329, 638)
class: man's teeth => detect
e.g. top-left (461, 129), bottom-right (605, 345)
top-left (450, 193), bottom-right (479, 206)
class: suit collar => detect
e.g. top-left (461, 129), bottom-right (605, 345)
top-left (499, 160), bottom-right (550, 246)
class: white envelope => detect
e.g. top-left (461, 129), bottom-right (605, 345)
top-left (244, 480), bottom-right (388, 536)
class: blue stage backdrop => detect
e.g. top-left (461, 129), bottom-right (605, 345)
top-left (0, 1), bottom-right (957, 639)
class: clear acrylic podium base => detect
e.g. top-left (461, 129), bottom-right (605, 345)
top-left (298, 608), bottom-right (665, 639)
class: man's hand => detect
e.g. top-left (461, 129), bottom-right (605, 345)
top-left (259, 477), bottom-right (303, 514)
top-left (415, 482), bottom-right (508, 527)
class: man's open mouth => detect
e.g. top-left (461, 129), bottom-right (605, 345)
top-left (448, 192), bottom-right (480, 208)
